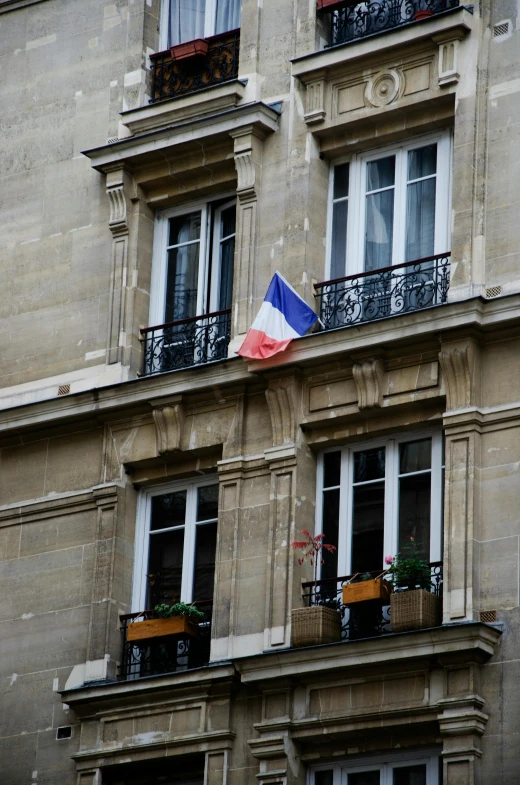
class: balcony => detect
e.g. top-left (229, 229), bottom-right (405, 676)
top-left (149, 29), bottom-right (240, 104)
top-left (300, 562), bottom-right (443, 643)
top-left (315, 253), bottom-right (450, 331)
top-left (320, 0), bottom-right (460, 45)
top-left (119, 604), bottom-right (212, 680)
top-left (141, 309), bottom-right (231, 377)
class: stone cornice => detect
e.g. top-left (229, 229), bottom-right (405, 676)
top-left (0, 295), bottom-right (519, 442)
top-left (0, 0), bottom-right (47, 12)
top-left (291, 6), bottom-right (473, 81)
top-left (237, 622), bottom-right (500, 684)
top-left (82, 102), bottom-right (281, 173)
top-left (0, 483), bottom-right (121, 528)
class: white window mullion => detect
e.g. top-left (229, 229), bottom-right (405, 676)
top-left (342, 448), bottom-right (353, 575)
top-left (181, 486), bottom-right (198, 603)
top-left (393, 149), bottom-right (407, 266)
top-left (205, 0), bottom-right (217, 36)
top-left (430, 431), bottom-right (443, 562)
top-left (384, 441), bottom-right (397, 566)
top-left (132, 492), bottom-right (152, 611)
top-left (351, 156), bottom-right (365, 276)
top-left (434, 132), bottom-right (452, 254)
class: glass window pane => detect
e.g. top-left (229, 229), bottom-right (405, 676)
top-left (151, 491), bottom-right (187, 531)
top-left (352, 482), bottom-right (385, 573)
top-left (197, 485), bottom-right (219, 521)
top-left (218, 236), bottom-right (235, 311)
top-left (215, 0), bottom-right (241, 34)
top-left (165, 243), bottom-right (200, 322)
top-left (393, 764), bottom-right (427, 785)
top-left (349, 772), bottom-right (380, 785)
top-left (367, 156), bottom-right (395, 191)
top-left (334, 162), bottom-right (350, 199)
top-left (193, 521), bottom-right (218, 603)
top-left (147, 528), bottom-right (185, 606)
top-left (405, 178), bottom-right (436, 262)
top-left (169, 0), bottom-right (206, 46)
top-left (400, 439), bottom-right (432, 474)
top-left (354, 447), bottom-right (385, 483)
top-left (169, 212), bottom-right (201, 247)
top-left (331, 200), bottom-right (348, 280)
top-left (398, 474), bottom-right (431, 561)
top-left (220, 204), bottom-right (236, 239)
top-left (365, 189), bottom-right (394, 271)
top-left (408, 144), bottom-right (437, 180)
top-left (324, 451), bottom-right (341, 488)
top-left (322, 489), bottom-right (340, 580)
top-left (315, 772), bottom-right (334, 785)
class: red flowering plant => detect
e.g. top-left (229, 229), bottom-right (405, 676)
top-left (291, 530), bottom-right (337, 587)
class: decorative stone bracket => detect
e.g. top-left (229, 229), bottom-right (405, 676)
top-left (265, 375), bottom-right (302, 449)
top-left (352, 358), bottom-right (385, 409)
top-left (152, 398), bottom-right (184, 455)
top-left (439, 339), bottom-right (480, 411)
top-left (105, 166), bottom-right (132, 365)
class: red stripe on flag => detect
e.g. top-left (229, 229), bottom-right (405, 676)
top-left (237, 329), bottom-right (293, 360)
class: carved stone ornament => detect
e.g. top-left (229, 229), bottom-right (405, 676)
top-left (107, 185), bottom-right (128, 236)
top-left (265, 378), bottom-right (301, 447)
top-left (439, 347), bottom-right (472, 410)
top-left (352, 359), bottom-right (385, 409)
top-left (153, 403), bottom-right (184, 455)
top-left (365, 69), bottom-right (402, 108)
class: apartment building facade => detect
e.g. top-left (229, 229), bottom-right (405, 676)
top-left (0, 0), bottom-right (519, 783)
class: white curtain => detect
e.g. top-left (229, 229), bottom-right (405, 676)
top-left (215, 0), bottom-right (241, 34)
top-left (169, 0), bottom-right (206, 46)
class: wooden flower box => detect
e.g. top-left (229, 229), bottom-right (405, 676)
top-left (342, 577), bottom-right (392, 605)
top-left (317, 0), bottom-right (349, 11)
top-left (169, 39), bottom-right (209, 62)
top-left (126, 616), bottom-right (199, 642)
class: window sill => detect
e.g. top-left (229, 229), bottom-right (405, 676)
top-left (120, 79), bottom-right (248, 137)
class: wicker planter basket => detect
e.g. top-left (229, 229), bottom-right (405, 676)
top-left (342, 577), bottom-right (392, 605)
top-left (291, 606), bottom-right (341, 648)
top-left (127, 616), bottom-right (199, 642)
top-left (390, 589), bottom-right (441, 633)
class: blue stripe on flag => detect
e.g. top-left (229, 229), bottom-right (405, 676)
top-left (264, 273), bottom-right (318, 336)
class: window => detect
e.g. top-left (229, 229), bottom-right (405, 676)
top-left (317, 434), bottom-right (443, 579)
top-left (150, 197), bottom-right (236, 327)
top-left (327, 133), bottom-right (451, 280)
top-left (161, 0), bottom-right (241, 48)
top-left (311, 753), bottom-right (439, 785)
top-left (132, 480), bottom-right (219, 612)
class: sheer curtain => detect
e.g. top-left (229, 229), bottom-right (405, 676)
top-left (364, 156), bottom-right (395, 272)
top-left (215, 0), bottom-right (241, 33)
top-left (169, 0), bottom-right (206, 46)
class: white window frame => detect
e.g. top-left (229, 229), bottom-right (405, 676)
top-left (149, 194), bottom-right (236, 328)
top-left (160, 0), bottom-right (225, 49)
top-left (315, 431), bottom-right (443, 578)
top-left (326, 131), bottom-right (452, 280)
top-left (132, 477), bottom-right (219, 612)
top-left (310, 751), bottom-right (440, 785)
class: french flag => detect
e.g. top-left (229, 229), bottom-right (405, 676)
top-left (238, 272), bottom-right (319, 360)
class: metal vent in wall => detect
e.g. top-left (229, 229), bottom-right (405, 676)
top-left (485, 285), bottom-right (502, 299)
top-left (57, 384), bottom-right (71, 396)
top-left (56, 726), bottom-right (72, 740)
top-left (107, 137), bottom-right (119, 144)
top-left (493, 20), bottom-right (512, 38)
top-left (480, 610), bottom-right (497, 623)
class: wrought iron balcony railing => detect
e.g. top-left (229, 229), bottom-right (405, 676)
top-left (141, 309), bottom-right (231, 377)
top-left (119, 602), bottom-right (212, 680)
top-left (149, 29), bottom-right (240, 103)
top-left (301, 563), bottom-right (442, 642)
top-left (315, 253), bottom-right (450, 331)
top-left (326, 0), bottom-right (459, 45)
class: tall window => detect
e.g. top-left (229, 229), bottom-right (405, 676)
top-left (162, 0), bottom-right (241, 47)
top-left (133, 480), bottom-right (219, 612)
top-left (312, 753), bottom-right (439, 785)
top-left (317, 434), bottom-right (443, 578)
top-left (327, 133), bottom-right (451, 280)
top-left (150, 198), bottom-right (236, 326)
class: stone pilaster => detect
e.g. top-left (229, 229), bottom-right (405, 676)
top-left (105, 166), bottom-right (131, 365)
top-left (229, 125), bottom-right (267, 348)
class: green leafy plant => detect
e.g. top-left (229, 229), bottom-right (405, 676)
top-left (384, 538), bottom-right (432, 591)
top-left (153, 602), bottom-right (205, 622)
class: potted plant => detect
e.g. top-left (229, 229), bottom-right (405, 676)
top-left (385, 538), bottom-right (440, 632)
top-left (290, 530), bottom-right (341, 647)
top-left (126, 602), bottom-right (205, 643)
top-left (342, 571), bottom-right (392, 605)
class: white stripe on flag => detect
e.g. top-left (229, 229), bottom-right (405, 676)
top-left (252, 301), bottom-right (300, 341)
